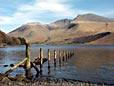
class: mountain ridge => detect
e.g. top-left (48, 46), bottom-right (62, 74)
top-left (8, 13), bottom-right (114, 45)
top-left (73, 13), bottom-right (114, 22)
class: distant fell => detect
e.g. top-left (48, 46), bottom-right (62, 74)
top-left (52, 19), bottom-right (71, 27)
top-left (8, 13), bottom-right (114, 45)
top-left (74, 13), bottom-right (114, 22)
top-left (9, 22), bottom-right (49, 43)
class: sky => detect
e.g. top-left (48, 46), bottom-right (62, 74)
top-left (0, 0), bottom-right (114, 33)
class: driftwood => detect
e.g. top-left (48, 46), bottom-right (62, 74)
top-left (4, 58), bottom-right (27, 76)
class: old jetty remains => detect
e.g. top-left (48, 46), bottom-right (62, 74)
top-left (1, 43), bottom-right (74, 80)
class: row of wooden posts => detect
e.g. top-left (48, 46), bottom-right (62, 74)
top-left (40, 48), bottom-right (74, 73)
top-left (3, 43), bottom-right (74, 79)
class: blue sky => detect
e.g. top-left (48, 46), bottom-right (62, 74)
top-left (0, 0), bottom-right (114, 33)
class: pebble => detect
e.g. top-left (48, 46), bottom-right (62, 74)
top-left (0, 80), bottom-right (108, 86)
top-left (0, 75), bottom-right (110, 86)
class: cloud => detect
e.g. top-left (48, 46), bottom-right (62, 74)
top-left (100, 9), bottom-right (114, 17)
top-left (19, 0), bottom-right (76, 17)
top-left (0, 0), bottom-right (113, 26)
top-left (0, 0), bottom-right (79, 25)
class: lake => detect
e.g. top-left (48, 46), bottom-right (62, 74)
top-left (0, 45), bottom-right (114, 84)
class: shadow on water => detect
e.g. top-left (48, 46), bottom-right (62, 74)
top-left (0, 45), bottom-right (114, 84)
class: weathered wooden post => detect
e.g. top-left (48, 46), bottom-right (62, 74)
top-left (72, 52), bottom-right (74, 56)
top-left (25, 43), bottom-right (33, 79)
top-left (65, 51), bottom-right (68, 62)
top-left (39, 48), bottom-right (43, 74)
top-left (59, 51), bottom-right (62, 65)
top-left (47, 49), bottom-right (50, 74)
top-left (68, 51), bottom-right (70, 59)
top-left (54, 49), bottom-right (57, 67)
top-left (69, 51), bottom-right (71, 58)
top-left (62, 51), bottom-right (65, 62)
top-left (71, 51), bottom-right (74, 57)
top-left (48, 49), bottom-right (50, 68)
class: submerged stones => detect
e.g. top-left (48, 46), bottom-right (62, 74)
top-left (3, 65), bottom-right (8, 67)
top-left (10, 64), bottom-right (14, 67)
top-left (3, 64), bottom-right (14, 67)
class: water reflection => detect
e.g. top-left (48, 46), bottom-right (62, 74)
top-left (69, 48), bottom-right (114, 69)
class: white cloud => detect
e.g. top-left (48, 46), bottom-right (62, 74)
top-left (19, 0), bottom-right (76, 16)
top-left (101, 9), bottom-right (114, 17)
top-left (0, 0), bottom-right (113, 26)
top-left (0, 0), bottom-right (78, 25)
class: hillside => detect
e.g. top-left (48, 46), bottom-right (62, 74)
top-left (86, 33), bottom-right (114, 45)
top-left (72, 32), bottom-right (111, 44)
top-left (0, 30), bottom-right (26, 46)
top-left (9, 22), bottom-right (49, 43)
top-left (9, 13), bottom-right (114, 45)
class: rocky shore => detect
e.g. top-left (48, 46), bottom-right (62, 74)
top-left (0, 73), bottom-right (110, 86)
top-left (0, 80), bottom-right (103, 86)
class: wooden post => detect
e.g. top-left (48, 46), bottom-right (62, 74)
top-left (25, 43), bottom-right (31, 70)
top-left (39, 48), bottom-right (43, 74)
top-left (73, 52), bottom-right (74, 56)
top-left (48, 49), bottom-right (50, 68)
top-left (47, 49), bottom-right (50, 74)
top-left (69, 51), bottom-right (71, 58)
top-left (25, 43), bottom-right (33, 79)
top-left (54, 49), bottom-right (57, 67)
top-left (59, 51), bottom-right (62, 65)
top-left (62, 51), bottom-right (65, 62)
top-left (68, 51), bottom-right (70, 59)
top-left (65, 51), bottom-right (68, 62)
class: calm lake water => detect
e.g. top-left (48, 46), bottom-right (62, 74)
top-left (0, 45), bottom-right (114, 84)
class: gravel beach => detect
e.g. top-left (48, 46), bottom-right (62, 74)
top-left (0, 75), bottom-right (109, 86)
top-left (0, 80), bottom-right (107, 86)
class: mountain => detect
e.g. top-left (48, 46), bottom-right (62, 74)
top-left (9, 22), bottom-right (49, 43)
top-left (9, 13), bottom-right (114, 45)
top-left (51, 19), bottom-right (71, 28)
top-left (0, 30), bottom-right (26, 46)
top-left (73, 13), bottom-right (114, 22)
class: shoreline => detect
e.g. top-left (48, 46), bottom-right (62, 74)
top-left (0, 74), bottom-right (112, 86)
top-left (0, 79), bottom-right (108, 86)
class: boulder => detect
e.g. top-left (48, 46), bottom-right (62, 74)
top-left (0, 77), bottom-right (11, 83)
top-left (0, 73), bottom-right (3, 81)
top-left (8, 76), bottom-right (16, 81)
